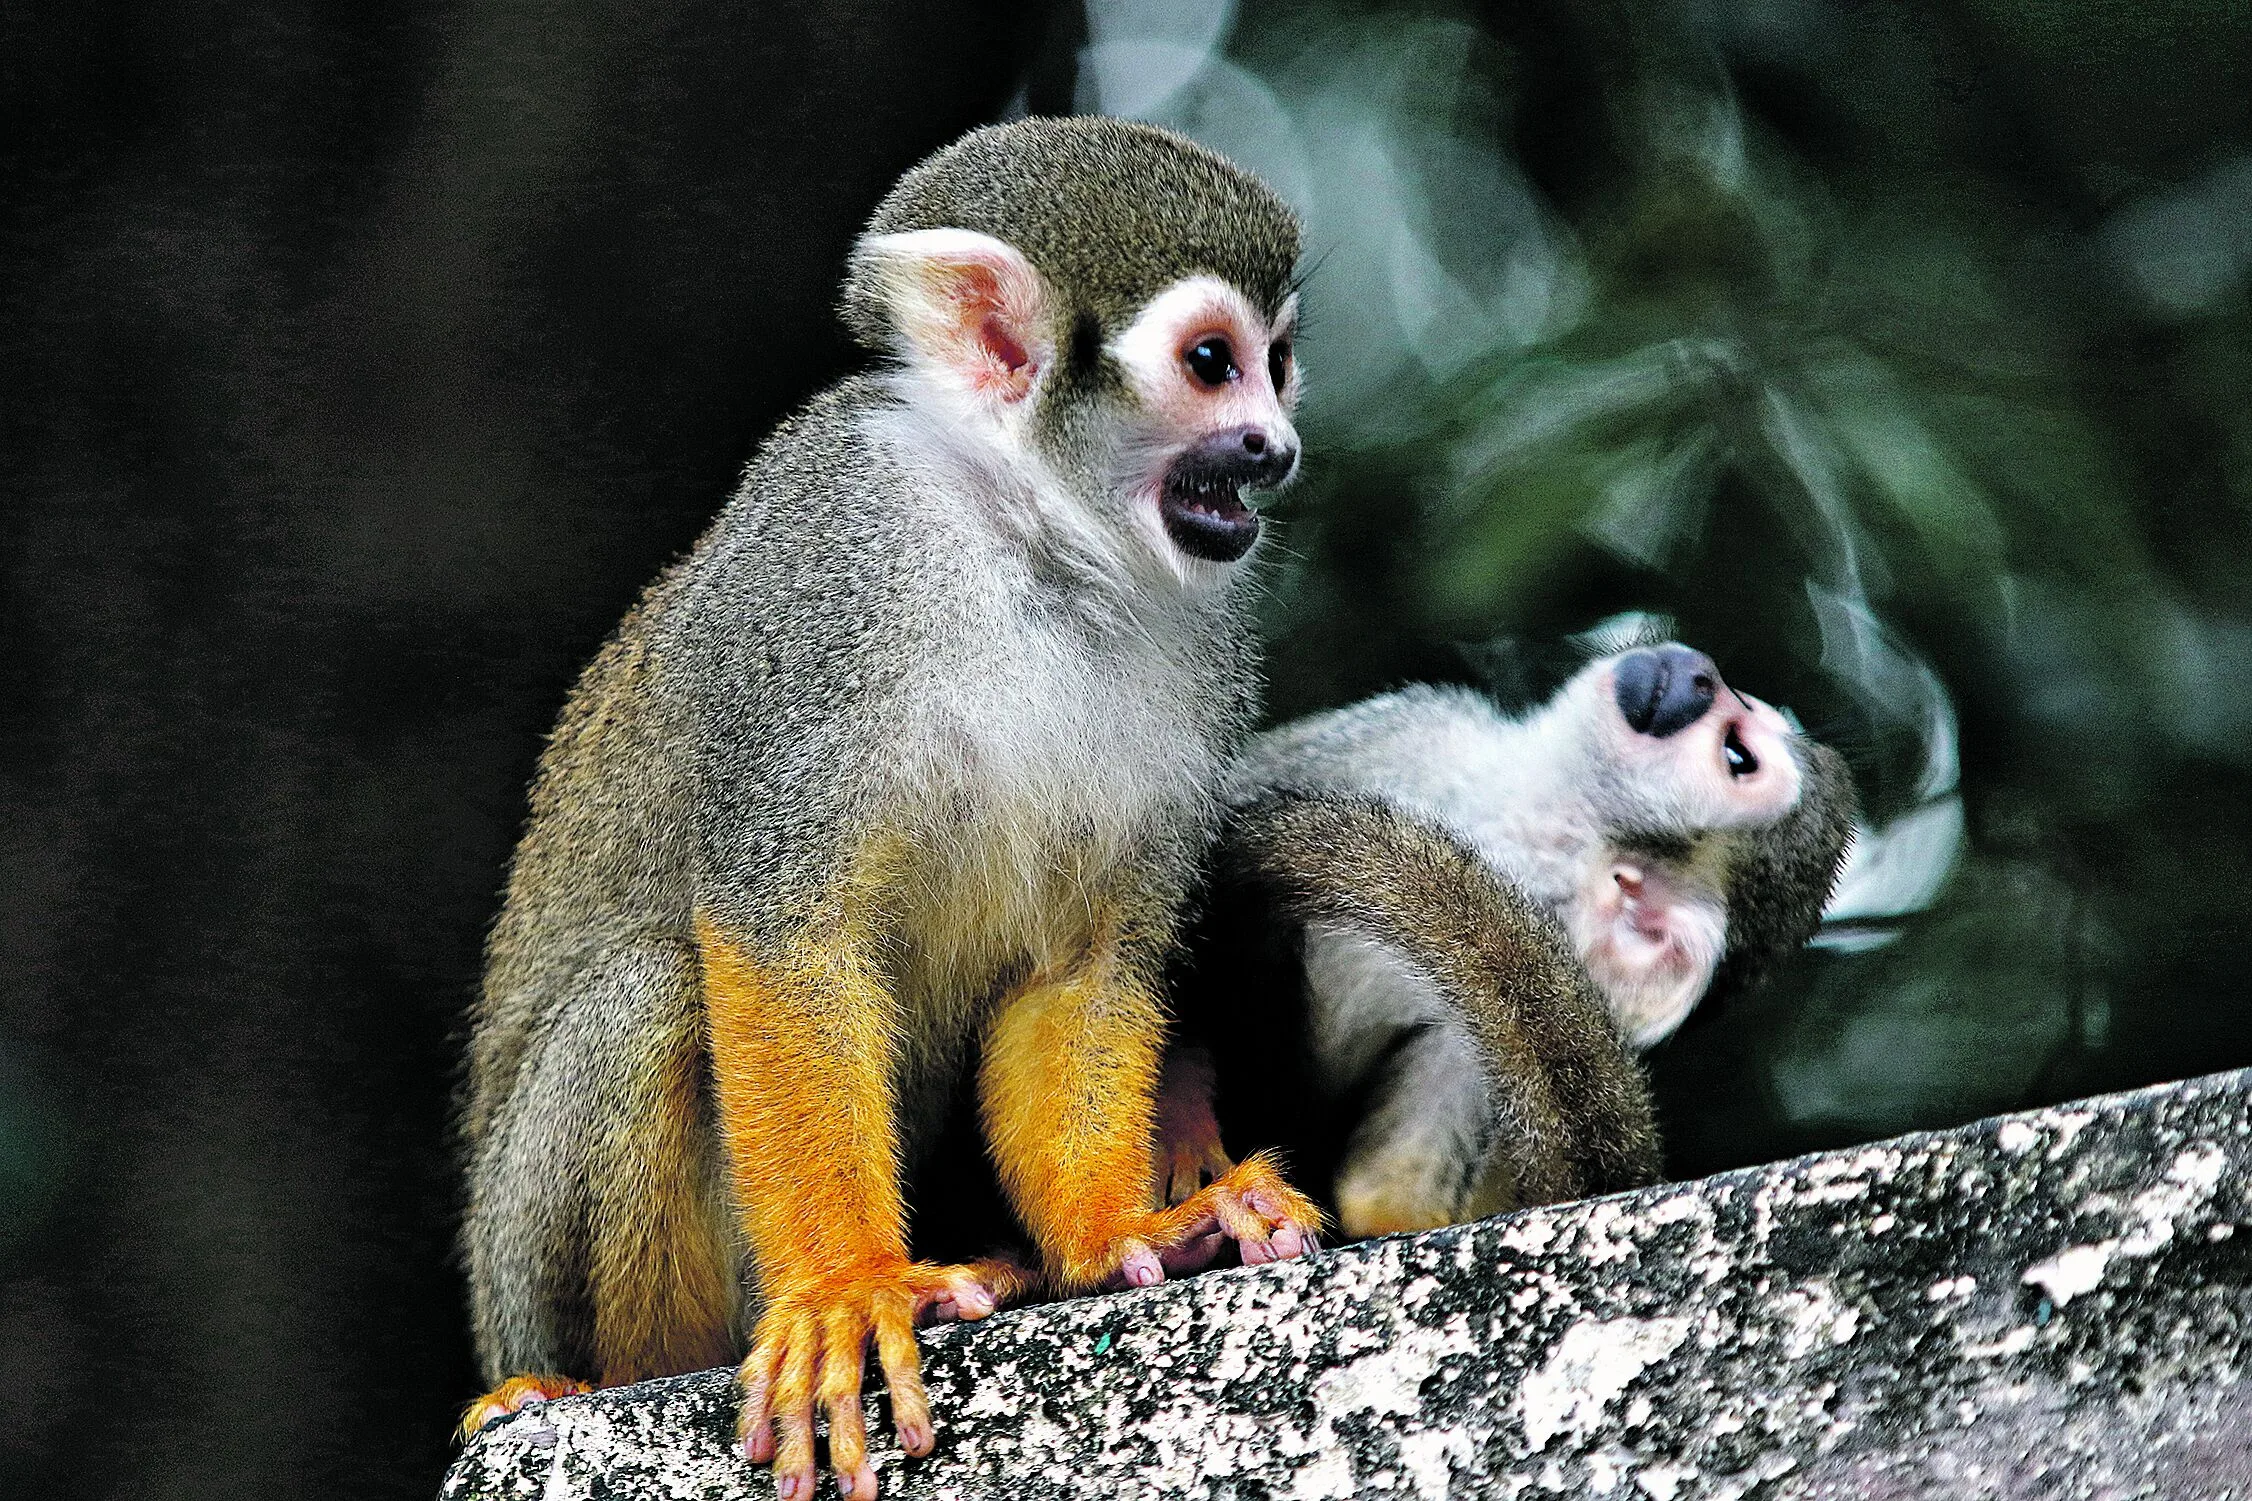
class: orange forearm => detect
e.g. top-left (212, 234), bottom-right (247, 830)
top-left (979, 945), bottom-right (1167, 1287)
top-left (697, 913), bottom-right (907, 1287)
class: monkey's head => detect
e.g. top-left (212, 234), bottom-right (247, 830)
top-left (1547, 643), bottom-right (1856, 1048)
top-left (841, 117), bottom-right (1303, 575)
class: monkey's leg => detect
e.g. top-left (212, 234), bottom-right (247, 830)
top-left (462, 940), bottom-right (738, 1433)
top-left (1153, 1044), bottom-right (1235, 1205)
top-left (698, 915), bottom-right (1021, 1501)
top-left (1330, 1019), bottom-right (1501, 1238)
top-left (980, 942), bottom-right (1322, 1292)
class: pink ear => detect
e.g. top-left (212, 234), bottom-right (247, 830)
top-left (854, 229), bottom-right (1051, 405)
top-left (1572, 861), bottom-right (1729, 1049)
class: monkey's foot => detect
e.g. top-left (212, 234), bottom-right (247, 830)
top-left (1106, 1152), bottom-right (1324, 1288)
top-left (919, 1255), bottom-right (1041, 1325)
top-left (457, 1374), bottom-right (591, 1440)
top-left (738, 1260), bottom-right (1008, 1501)
top-left (1154, 1045), bottom-right (1235, 1205)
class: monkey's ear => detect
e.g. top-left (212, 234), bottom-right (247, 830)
top-left (1574, 863), bottom-right (1728, 1051)
top-left (842, 228), bottom-right (1053, 407)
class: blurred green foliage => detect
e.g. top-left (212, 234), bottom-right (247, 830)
top-left (1082, 0), bottom-right (2252, 1172)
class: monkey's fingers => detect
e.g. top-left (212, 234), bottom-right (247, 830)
top-left (1154, 1153), bottom-right (1324, 1269)
top-left (872, 1294), bottom-right (933, 1459)
top-left (749, 1312), bottom-right (822, 1500)
top-left (908, 1256), bottom-right (1036, 1326)
top-left (1159, 1132), bottom-right (1237, 1206)
top-left (735, 1339), bottom-right (784, 1465)
top-left (820, 1304), bottom-right (878, 1501)
top-left (1152, 1055), bottom-right (1235, 1207)
top-left (458, 1374), bottom-right (589, 1440)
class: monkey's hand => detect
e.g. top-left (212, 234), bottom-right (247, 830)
top-left (737, 1258), bottom-right (1032, 1501)
top-left (1101, 1152), bottom-right (1323, 1289)
top-left (1154, 1044), bottom-right (1235, 1205)
top-left (458, 1374), bottom-right (592, 1440)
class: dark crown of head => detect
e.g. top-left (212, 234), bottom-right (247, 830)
top-left (842, 116), bottom-right (1302, 349)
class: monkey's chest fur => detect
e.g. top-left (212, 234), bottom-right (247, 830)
top-left (877, 587), bottom-right (1233, 1080)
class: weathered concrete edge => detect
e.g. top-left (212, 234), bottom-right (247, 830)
top-left (445, 1068), bottom-right (2252, 1500)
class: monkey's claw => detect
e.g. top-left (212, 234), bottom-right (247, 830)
top-left (458, 1374), bottom-right (590, 1440)
top-left (917, 1255), bottom-right (1039, 1326)
top-left (738, 1259), bottom-right (1027, 1501)
top-left (1107, 1152), bottom-right (1323, 1287)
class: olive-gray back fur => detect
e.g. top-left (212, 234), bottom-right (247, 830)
top-left (1178, 792), bottom-right (1662, 1230)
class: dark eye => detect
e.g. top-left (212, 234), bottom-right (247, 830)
top-left (1267, 336), bottom-right (1292, 392)
top-left (1184, 337), bottom-right (1238, 387)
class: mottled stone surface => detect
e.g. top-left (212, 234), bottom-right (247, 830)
top-left (444, 1069), bottom-right (2252, 1499)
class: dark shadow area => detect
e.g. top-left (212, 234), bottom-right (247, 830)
top-left (0, 4), bottom-right (1045, 1496)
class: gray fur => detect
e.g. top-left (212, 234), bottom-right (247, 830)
top-left (464, 118), bottom-right (1294, 1388)
top-left (1194, 793), bottom-right (1662, 1232)
top-left (1227, 661), bottom-right (1858, 1038)
top-left (1195, 651), bottom-right (1855, 1233)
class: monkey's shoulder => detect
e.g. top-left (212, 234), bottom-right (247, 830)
top-left (1229, 685), bottom-right (1514, 801)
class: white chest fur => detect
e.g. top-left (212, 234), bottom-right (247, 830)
top-left (895, 581), bottom-right (1223, 992)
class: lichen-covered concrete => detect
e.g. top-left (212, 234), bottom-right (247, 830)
top-left (443, 1068), bottom-right (2252, 1499)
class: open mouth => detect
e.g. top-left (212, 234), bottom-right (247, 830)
top-left (1722, 721), bottom-right (1760, 777)
top-left (1159, 473), bottom-right (1260, 562)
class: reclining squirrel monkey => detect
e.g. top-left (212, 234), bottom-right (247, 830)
top-left (1167, 643), bottom-right (1857, 1239)
top-left (458, 118), bottom-right (1321, 1501)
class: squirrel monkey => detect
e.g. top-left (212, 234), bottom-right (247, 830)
top-left (1169, 643), bottom-right (1857, 1239)
top-left (459, 118), bottom-right (1320, 1501)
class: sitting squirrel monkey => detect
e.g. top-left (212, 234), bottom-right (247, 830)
top-left (1169, 643), bottom-right (1857, 1239)
top-left (458, 118), bottom-right (1321, 1501)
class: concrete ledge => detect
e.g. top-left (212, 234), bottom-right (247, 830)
top-left (444, 1069), bottom-right (2252, 1499)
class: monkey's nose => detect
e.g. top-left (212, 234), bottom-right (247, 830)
top-left (1614, 645), bottom-right (1720, 738)
top-left (1191, 425), bottom-right (1297, 489)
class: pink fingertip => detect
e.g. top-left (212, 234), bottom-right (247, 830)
top-left (1124, 1251), bottom-right (1163, 1288)
top-left (842, 1465), bottom-right (877, 1501)
top-left (900, 1419), bottom-right (934, 1456)
top-left (1271, 1224), bottom-right (1305, 1259)
top-left (1241, 1239), bottom-right (1275, 1266)
top-left (777, 1471), bottom-right (805, 1501)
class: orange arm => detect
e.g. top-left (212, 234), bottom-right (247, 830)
top-left (982, 915), bottom-right (1323, 1294)
top-left (698, 911), bottom-right (913, 1501)
top-left (698, 911), bottom-right (908, 1290)
top-left (978, 934), bottom-right (1171, 1289)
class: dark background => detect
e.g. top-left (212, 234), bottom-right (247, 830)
top-left (5, 2), bottom-right (2250, 1498)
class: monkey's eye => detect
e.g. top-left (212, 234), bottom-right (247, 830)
top-left (1267, 337), bottom-right (1292, 392)
top-left (1184, 337), bottom-right (1239, 388)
